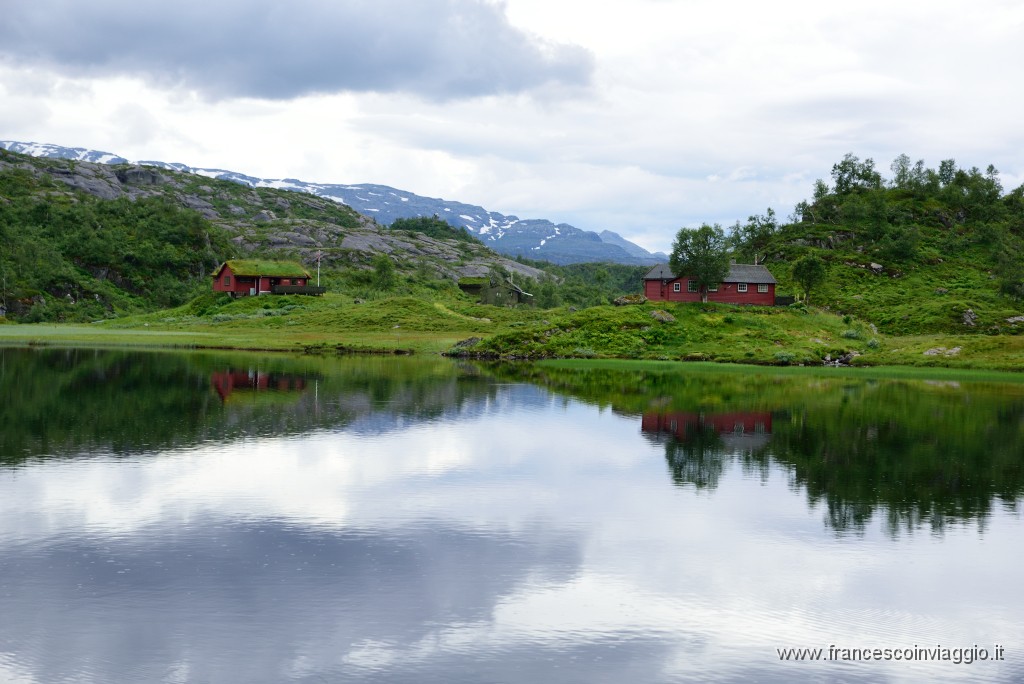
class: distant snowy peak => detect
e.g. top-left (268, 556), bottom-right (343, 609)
top-left (0, 140), bottom-right (129, 165)
top-left (0, 140), bottom-right (664, 265)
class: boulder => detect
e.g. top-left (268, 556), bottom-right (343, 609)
top-left (650, 309), bottom-right (675, 323)
top-left (614, 294), bottom-right (648, 306)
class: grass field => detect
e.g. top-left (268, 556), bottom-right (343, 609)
top-left (1, 292), bottom-right (1022, 372)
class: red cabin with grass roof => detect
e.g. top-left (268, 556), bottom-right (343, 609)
top-left (212, 259), bottom-right (324, 296)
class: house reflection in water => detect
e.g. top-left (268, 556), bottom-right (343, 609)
top-left (210, 369), bottom-right (309, 403)
top-left (641, 411), bottom-right (773, 453)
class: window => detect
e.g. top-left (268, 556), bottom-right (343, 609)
top-left (687, 280), bottom-right (697, 293)
top-left (673, 282), bottom-right (681, 292)
top-left (224, 275), bottom-right (231, 286)
top-left (708, 284), bottom-right (718, 292)
top-left (758, 283), bottom-right (769, 293)
top-left (737, 283), bottom-right (747, 293)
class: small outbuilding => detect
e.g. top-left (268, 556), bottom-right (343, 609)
top-left (212, 259), bottom-right (325, 296)
top-left (643, 263), bottom-right (776, 305)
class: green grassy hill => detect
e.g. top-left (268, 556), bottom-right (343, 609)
top-left (736, 154), bottom-right (1024, 336)
top-left (0, 148), bottom-right (554, 322)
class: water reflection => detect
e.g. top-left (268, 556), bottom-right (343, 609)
top-left (2, 349), bottom-right (1023, 682)
top-left (0, 348), bottom-right (499, 461)
top-left (496, 363), bottom-right (1024, 537)
top-left (0, 516), bottom-right (581, 684)
top-left (210, 368), bottom-right (310, 402)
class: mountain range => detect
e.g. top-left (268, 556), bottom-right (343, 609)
top-left (0, 141), bottom-right (667, 266)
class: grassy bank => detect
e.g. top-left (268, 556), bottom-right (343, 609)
top-left (531, 358), bottom-right (1024, 384)
top-left (2, 293), bottom-right (1023, 372)
top-left (0, 292), bottom-right (546, 354)
top-left (460, 300), bottom-right (1024, 370)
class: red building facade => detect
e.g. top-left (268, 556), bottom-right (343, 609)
top-left (643, 263), bottom-right (776, 305)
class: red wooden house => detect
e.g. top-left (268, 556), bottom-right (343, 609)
top-left (643, 263), bottom-right (776, 305)
top-left (212, 259), bottom-right (324, 296)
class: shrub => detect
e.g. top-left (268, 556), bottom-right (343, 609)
top-left (773, 351), bottom-right (796, 365)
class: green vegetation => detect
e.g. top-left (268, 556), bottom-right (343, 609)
top-left (0, 188), bottom-right (228, 320)
top-left (669, 223), bottom-right (730, 302)
top-left (218, 259), bottom-right (310, 277)
top-left (745, 153), bottom-right (1024, 335)
top-left (390, 215), bottom-right (482, 244)
top-left (461, 300), bottom-right (881, 365)
top-left (791, 253), bottom-right (828, 304)
top-left (507, 259), bottom-right (648, 308)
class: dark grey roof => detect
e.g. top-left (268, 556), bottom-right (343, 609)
top-left (643, 263), bottom-right (675, 280)
top-left (725, 264), bottom-right (777, 284)
top-left (643, 263), bottom-right (776, 284)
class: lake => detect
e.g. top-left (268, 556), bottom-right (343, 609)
top-left (1, 347), bottom-right (1022, 683)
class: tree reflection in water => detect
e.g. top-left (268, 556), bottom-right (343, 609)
top-left (492, 362), bottom-right (1024, 537)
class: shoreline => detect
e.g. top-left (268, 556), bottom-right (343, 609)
top-left (3, 324), bottom-right (1023, 382)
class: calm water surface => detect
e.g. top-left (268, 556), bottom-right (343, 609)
top-left (1, 348), bottom-right (1022, 683)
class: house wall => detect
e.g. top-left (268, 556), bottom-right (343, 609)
top-left (645, 279), bottom-right (774, 305)
top-left (708, 282), bottom-right (775, 306)
top-left (212, 266), bottom-right (251, 295)
top-left (644, 279), bottom-right (701, 303)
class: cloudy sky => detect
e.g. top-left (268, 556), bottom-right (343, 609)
top-left (2, 0), bottom-right (1023, 253)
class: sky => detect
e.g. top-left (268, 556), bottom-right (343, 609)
top-left (2, 0), bottom-right (1023, 254)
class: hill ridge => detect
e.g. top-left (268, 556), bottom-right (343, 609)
top-left (0, 140), bottom-right (666, 266)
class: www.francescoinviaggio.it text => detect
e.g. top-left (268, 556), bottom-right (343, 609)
top-left (777, 644), bottom-right (1005, 665)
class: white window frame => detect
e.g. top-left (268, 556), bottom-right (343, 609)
top-left (673, 282), bottom-right (681, 292)
top-left (708, 284), bottom-right (719, 292)
top-left (687, 280), bottom-right (697, 293)
top-left (758, 283), bottom-right (769, 293)
top-left (737, 283), bottom-right (747, 293)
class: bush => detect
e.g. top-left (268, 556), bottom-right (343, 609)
top-left (774, 351), bottom-right (796, 365)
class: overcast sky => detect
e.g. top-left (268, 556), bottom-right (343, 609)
top-left (2, 0), bottom-right (1023, 253)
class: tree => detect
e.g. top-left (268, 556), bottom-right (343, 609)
top-left (372, 253), bottom-right (396, 290)
top-left (729, 208), bottom-right (778, 262)
top-left (831, 153), bottom-right (882, 195)
top-left (669, 224), bottom-right (730, 303)
top-left (890, 153), bottom-right (913, 189)
top-left (791, 254), bottom-right (828, 304)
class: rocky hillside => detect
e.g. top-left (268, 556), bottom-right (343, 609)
top-left (1, 140), bottom-right (666, 266)
top-left (0, 148), bottom-right (546, 322)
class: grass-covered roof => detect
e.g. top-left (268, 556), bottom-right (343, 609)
top-left (216, 259), bottom-right (311, 278)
